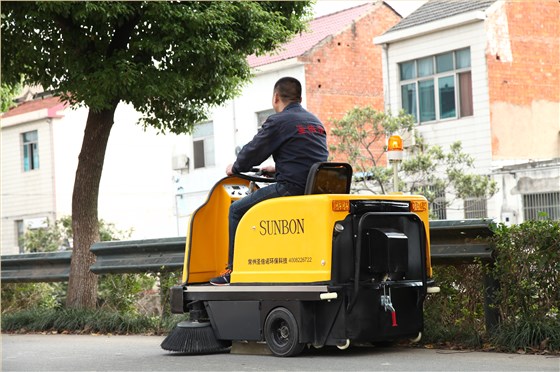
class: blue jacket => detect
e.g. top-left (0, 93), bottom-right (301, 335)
top-left (232, 102), bottom-right (329, 194)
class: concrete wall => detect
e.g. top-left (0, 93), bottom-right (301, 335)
top-left (486, 1), bottom-right (560, 161)
top-left (492, 159), bottom-right (560, 224)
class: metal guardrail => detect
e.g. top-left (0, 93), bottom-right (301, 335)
top-left (1, 251), bottom-right (72, 283)
top-left (429, 219), bottom-right (495, 264)
top-left (1, 219), bottom-right (494, 283)
top-left (90, 237), bottom-right (185, 274)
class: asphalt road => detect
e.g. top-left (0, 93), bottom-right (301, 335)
top-left (2, 334), bottom-right (558, 371)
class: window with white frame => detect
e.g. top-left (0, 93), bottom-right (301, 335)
top-left (464, 198), bottom-right (488, 219)
top-left (523, 192), bottom-right (560, 221)
top-left (22, 130), bottom-right (40, 171)
top-left (399, 48), bottom-right (473, 123)
top-left (256, 109), bottom-right (275, 129)
top-left (192, 121), bottom-right (215, 169)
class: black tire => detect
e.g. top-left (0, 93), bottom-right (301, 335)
top-left (264, 307), bottom-right (305, 357)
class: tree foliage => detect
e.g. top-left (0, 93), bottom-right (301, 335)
top-left (0, 82), bottom-right (22, 113)
top-left (329, 107), bottom-right (414, 194)
top-left (1, 1), bottom-right (311, 132)
top-left (1, 1), bottom-right (312, 308)
top-left (21, 216), bottom-right (131, 253)
top-left (487, 220), bottom-right (560, 351)
top-left (329, 106), bottom-right (497, 209)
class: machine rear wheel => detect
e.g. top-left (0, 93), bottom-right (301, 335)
top-left (264, 307), bottom-right (305, 357)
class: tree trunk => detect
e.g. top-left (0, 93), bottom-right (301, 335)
top-left (66, 106), bottom-right (117, 309)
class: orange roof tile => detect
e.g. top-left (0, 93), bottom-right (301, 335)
top-left (2, 96), bottom-right (67, 119)
top-left (248, 3), bottom-right (375, 68)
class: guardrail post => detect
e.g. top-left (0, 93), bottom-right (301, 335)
top-left (483, 262), bottom-right (500, 334)
top-left (429, 219), bottom-right (499, 335)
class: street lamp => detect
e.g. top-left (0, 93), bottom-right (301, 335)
top-left (387, 135), bottom-right (403, 193)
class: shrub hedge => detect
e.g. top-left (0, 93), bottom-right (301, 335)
top-left (424, 219), bottom-right (559, 353)
top-left (2, 220), bottom-right (559, 353)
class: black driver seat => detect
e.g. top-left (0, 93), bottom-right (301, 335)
top-left (304, 162), bottom-right (353, 195)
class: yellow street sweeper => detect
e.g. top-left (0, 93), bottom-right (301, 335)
top-left (161, 162), bottom-right (437, 357)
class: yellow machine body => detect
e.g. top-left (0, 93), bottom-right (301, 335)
top-left (182, 177), bottom-right (432, 284)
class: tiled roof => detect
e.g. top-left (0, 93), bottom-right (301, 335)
top-left (248, 2), bottom-right (377, 68)
top-left (1, 96), bottom-right (67, 119)
top-left (386, 0), bottom-right (495, 33)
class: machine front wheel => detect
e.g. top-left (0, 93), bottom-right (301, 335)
top-left (264, 307), bottom-right (305, 357)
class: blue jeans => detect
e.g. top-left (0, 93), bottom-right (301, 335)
top-left (228, 183), bottom-right (294, 269)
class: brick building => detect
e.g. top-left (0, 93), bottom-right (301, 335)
top-left (375, 0), bottom-right (559, 222)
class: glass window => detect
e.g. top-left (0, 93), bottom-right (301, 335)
top-left (419, 79), bottom-right (435, 122)
top-left (401, 83), bottom-right (417, 121)
top-left (417, 57), bottom-right (433, 77)
top-left (436, 52), bottom-right (453, 73)
top-left (439, 76), bottom-right (456, 119)
top-left (399, 61), bottom-right (416, 80)
top-left (193, 140), bottom-right (205, 169)
top-left (455, 48), bottom-right (471, 69)
top-left (399, 48), bottom-right (473, 123)
top-left (192, 122), bottom-right (215, 169)
top-left (22, 130), bottom-right (39, 171)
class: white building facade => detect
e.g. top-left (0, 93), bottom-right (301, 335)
top-left (1, 96), bottom-right (190, 255)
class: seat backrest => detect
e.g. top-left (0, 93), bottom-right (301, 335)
top-left (304, 162), bottom-right (353, 195)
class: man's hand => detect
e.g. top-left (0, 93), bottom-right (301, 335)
top-left (226, 163), bottom-right (234, 176)
top-left (261, 164), bottom-right (276, 174)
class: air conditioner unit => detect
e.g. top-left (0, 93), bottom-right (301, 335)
top-left (172, 154), bottom-right (189, 171)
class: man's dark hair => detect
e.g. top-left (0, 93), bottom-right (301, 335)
top-left (274, 77), bottom-right (302, 103)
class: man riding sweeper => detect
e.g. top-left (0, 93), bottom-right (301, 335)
top-left (161, 76), bottom-right (437, 356)
top-left (209, 76), bottom-right (329, 286)
top-left (161, 161), bottom-right (437, 357)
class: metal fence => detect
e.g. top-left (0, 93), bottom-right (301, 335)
top-left (1, 219), bottom-right (494, 283)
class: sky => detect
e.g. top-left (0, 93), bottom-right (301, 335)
top-left (313, 0), bottom-right (428, 18)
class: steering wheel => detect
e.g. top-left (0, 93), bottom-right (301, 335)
top-left (234, 167), bottom-right (276, 184)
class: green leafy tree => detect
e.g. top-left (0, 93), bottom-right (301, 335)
top-left (1, 1), bottom-right (311, 308)
top-left (329, 107), bottom-right (415, 194)
top-left (22, 220), bottom-right (63, 253)
top-left (0, 82), bottom-right (22, 113)
top-left (329, 107), bottom-right (497, 212)
top-left (22, 216), bottom-right (131, 253)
